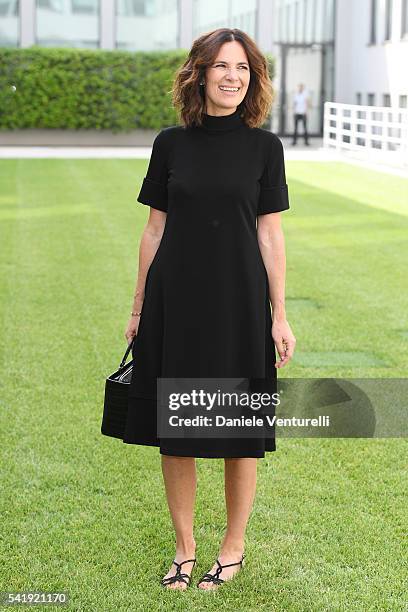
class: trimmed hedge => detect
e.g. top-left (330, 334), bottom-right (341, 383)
top-left (0, 47), bottom-right (275, 132)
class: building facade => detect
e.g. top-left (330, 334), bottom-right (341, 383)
top-left (1, 0), bottom-right (407, 135)
top-left (335, 0), bottom-right (408, 110)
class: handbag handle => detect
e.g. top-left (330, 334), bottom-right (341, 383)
top-left (119, 336), bottom-right (135, 369)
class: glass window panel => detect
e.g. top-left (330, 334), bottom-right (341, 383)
top-left (0, 0), bottom-right (19, 46)
top-left (116, 0), bottom-right (178, 50)
top-left (289, 3), bottom-right (294, 42)
top-left (311, 0), bottom-right (317, 41)
top-left (302, 0), bottom-right (307, 42)
top-left (316, 0), bottom-right (324, 42)
top-left (72, 0), bottom-right (99, 15)
top-left (368, 93), bottom-right (375, 105)
top-left (383, 93), bottom-right (391, 107)
top-left (402, 0), bottom-right (408, 36)
top-left (325, 0), bottom-right (334, 41)
top-left (384, 0), bottom-right (392, 41)
top-left (305, 0), bottom-right (314, 43)
top-left (294, 1), bottom-right (300, 42)
top-left (285, 4), bottom-right (290, 41)
top-left (274, 4), bottom-right (281, 40)
top-left (37, 0), bottom-right (63, 11)
top-left (192, 0), bottom-right (257, 40)
top-left (370, 0), bottom-right (377, 43)
top-left (36, 0), bottom-right (100, 47)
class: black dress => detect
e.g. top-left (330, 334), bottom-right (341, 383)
top-left (122, 107), bottom-right (290, 458)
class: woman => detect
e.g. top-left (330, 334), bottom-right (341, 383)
top-left (122, 28), bottom-right (296, 590)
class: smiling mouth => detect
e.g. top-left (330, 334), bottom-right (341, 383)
top-left (218, 86), bottom-right (240, 93)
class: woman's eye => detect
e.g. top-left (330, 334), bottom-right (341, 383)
top-left (215, 65), bottom-right (248, 69)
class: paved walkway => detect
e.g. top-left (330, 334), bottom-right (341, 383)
top-left (0, 137), bottom-right (406, 178)
top-left (0, 137), bottom-right (328, 159)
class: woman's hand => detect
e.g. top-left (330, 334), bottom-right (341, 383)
top-left (272, 318), bottom-right (296, 368)
top-left (125, 316), bottom-right (140, 345)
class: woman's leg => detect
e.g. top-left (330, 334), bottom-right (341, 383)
top-left (161, 455), bottom-right (197, 590)
top-left (198, 457), bottom-right (257, 590)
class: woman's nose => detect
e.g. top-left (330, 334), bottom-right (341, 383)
top-left (225, 69), bottom-right (240, 80)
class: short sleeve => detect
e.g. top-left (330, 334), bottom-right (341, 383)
top-left (257, 135), bottom-right (290, 215)
top-left (137, 130), bottom-right (169, 212)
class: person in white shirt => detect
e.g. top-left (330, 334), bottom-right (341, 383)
top-left (292, 83), bottom-right (310, 146)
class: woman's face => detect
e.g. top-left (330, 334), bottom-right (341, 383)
top-left (203, 40), bottom-right (250, 115)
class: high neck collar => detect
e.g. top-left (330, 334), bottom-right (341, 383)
top-left (199, 107), bottom-right (244, 132)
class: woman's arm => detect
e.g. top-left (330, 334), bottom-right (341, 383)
top-left (257, 212), bottom-right (296, 368)
top-left (125, 208), bottom-right (167, 343)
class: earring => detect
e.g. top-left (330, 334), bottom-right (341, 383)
top-left (199, 81), bottom-right (205, 86)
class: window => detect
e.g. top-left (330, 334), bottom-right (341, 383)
top-left (275, 4), bottom-right (282, 41)
top-left (192, 0), bottom-right (257, 41)
top-left (311, 0), bottom-right (317, 41)
top-left (385, 0), bottom-right (393, 41)
top-left (37, 0), bottom-right (63, 11)
top-left (369, 0), bottom-right (377, 43)
top-left (294, 1), bottom-right (299, 42)
top-left (304, 0), bottom-right (314, 42)
top-left (285, 4), bottom-right (290, 41)
top-left (116, 0), bottom-right (147, 16)
top-left (356, 92), bottom-right (362, 105)
top-left (36, 0), bottom-right (100, 47)
top-left (402, 0), bottom-right (408, 37)
top-left (302, 0), bottom-right (307, 42)
top-left (0, 0), bottom-right (19, 46)
top-left (116, 0), bottom-right (178, 51)
top-left (383, 93), bottom-right (391, 107)
top-left (367, 93), bottom-right (375, 106)
top-left (72, 0), bottom-right (98, 14)
top-left (321, 0), bottom-right (328, 42)
top-left (399, 95), bottom-right (407, 108)
top-left (289, 3), bottom-right (295, 42)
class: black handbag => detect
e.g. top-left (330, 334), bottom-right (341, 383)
top-left (101, 337), bottom-right (135, 439)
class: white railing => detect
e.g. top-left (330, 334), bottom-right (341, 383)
top-left (323, 102), bottom-right (408, 168)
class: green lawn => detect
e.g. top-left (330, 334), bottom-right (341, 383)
top-left (0, 159), bottom-right (407, 611)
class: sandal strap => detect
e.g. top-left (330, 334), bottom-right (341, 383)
top-left (215, 555), bottom-right (244, 569)
top-left (199, 572), bottom-right (225, 585)
top-left (162, 573), bottom-right (190, 585)
top-left (198, 554), bottom-right (245, 585)
top-left (161, 558), bottom-right (196, 587)
top-left (173, 558), bottom-right (196, 568)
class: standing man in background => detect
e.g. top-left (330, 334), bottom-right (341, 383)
top-left (292, 83), bottom-right (310, 146)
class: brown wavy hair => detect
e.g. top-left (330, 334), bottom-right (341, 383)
top-left (171, 28), bottom-right (275, 129)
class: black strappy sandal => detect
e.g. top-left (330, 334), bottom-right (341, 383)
top-left (161, 558), bottom-right (197, 589)
top-left (197, 553), bottom-right (245, 588)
